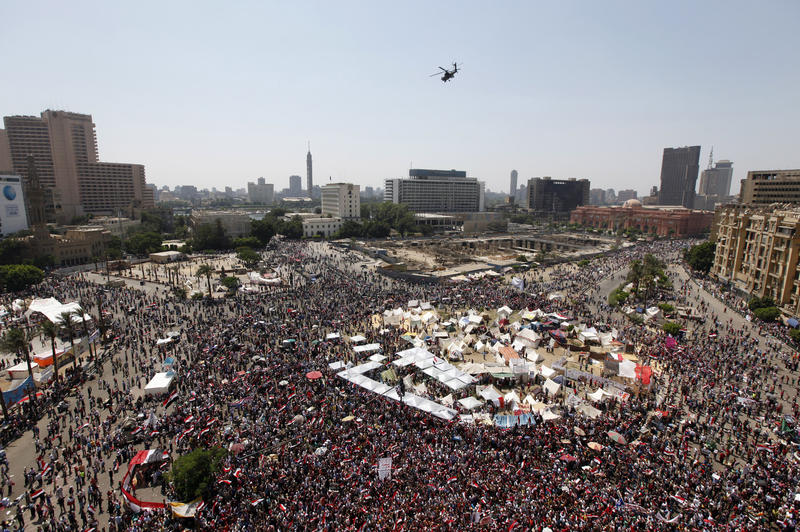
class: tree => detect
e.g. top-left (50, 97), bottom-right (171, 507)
top-left (192, 221), bottom-right (232, 251)
top-left (232, 236), bottom-right (262, 249)
top-left (58, 311), bottom-right (79, 370)
top-left (166, 447), bottom-right (227, 501)
top-left (663, 322), bottom-right (682, 336)
top-left (40, 320), bottom-right (60, 383)
top-left (684, 241), bottom-right (716, 274)
top-left (0, 264), bottom-right (45, 292)
top-left (627, 260), bottom-right (643, 297)
top-left (250, 218), bottom-right (276, 246)
top-left (236, 247), bottom-right (260, 269)
top-left (73, 306), bottom-right (95, 367)
top-left (125, 231), bottom-right (163, 255)
top-left (221, 276), bottom-right (240, 294)
top-left (196, 265), bottom-right (214, 297)
top-left (0, 239), bottom-right (28, 265)
top-left (1, 327), bottom-right (36, 406)
top-left (753, 306), bottom-right (780, 322)
top-left (748, 296), bottom-right (775, 311)
top-left (334, 220), bottom-right (364, 239)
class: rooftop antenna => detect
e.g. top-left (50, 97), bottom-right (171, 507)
top-left (708, 146), bottom-right (714, 169)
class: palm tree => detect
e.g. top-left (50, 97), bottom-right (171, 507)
top-left (1, 327), bottom-right (36, 406)
top-left (627, 260), bottom-right (644, 298)
top-left (73, 306), bottom-right (93, 361)
top-left (40, 320), bottom-right (60, 383)
top-left (196, 264), bottom-right (214, 298)
top-left (58, 311), bottom-right (79, 370)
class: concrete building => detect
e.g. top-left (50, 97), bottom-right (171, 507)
top-left (526, 177), bottom-right (590, 215)
top-left (740, 169), bottom-right (800, 205)
top-left (384, 169), bottom-right (484, 213)
top-left (247, 177), bottom-right (274, 205)
top-left (589, 188), bottom-right (606, 205)
top-left (289, 175), bottom-right (302, 196)
top-left (617, 189), bottom-right (637, 203)
top-left (711, 203), bottom-right (800, 317)
top-left (570, 199), bottom-right (713, 237)
top-left (0, 175), bottom-right (28, 237)
top-left (509, 170), bottom-right (518, 197)
top-left (0, 110), bottom-right (153, 221)
top-left (658, 146), bottom-right (701, 208)
top-left (22, 225), bottom-right (112, 266)
top-left (321, 183), bottom-right (360, 219)
top-left (699, 160), bottom-right (734, 197)
top-left (190, 211), bottom-right (252, 239)
top-left (302, 217), bottom-right (342, 238)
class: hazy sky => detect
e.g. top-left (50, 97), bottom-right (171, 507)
top-left (2, 1), bottom-right (799, 195)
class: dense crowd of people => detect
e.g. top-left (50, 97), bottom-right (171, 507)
top-left (1, 237), bottom-right (799, 531)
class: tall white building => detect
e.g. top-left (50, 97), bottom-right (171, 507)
top-left (247, 177), bottom-right (274, 205)
top-left (0, 174), bottom-right (28, 237)
top-left (321, 183), bottom-right (360, 219)
top-left (384, 169), bottom-right (484, 213)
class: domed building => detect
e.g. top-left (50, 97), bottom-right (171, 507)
top-left (570, 199), bottom-right (713, 237)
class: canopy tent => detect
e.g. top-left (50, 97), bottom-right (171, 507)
top-left (156, 338), bottom-right (174, 346)
top-left (458, 396), bottom-right (484, 410)
top-left (349, 335), bottom-right (367, 344)
top-left (6, 361), bottom-right (38, 380)
top-left (144, 372), bottom-right (175, 396)
top-left (497, 305), bottom-right (514, 317)
top-left (325, 332), bottom-right (341, 340)
top-left (544, 378), bottom-right (561, 396)
top-left (353, 343), bottom-right (382, 354)
top-left (26, 298), bottom-right (92, 324)
top-left (477, 385), bottom-right (502, 404)
top-left (32, 347), bottom-right (67, 368)
top-left (540, 365), bottom-right (556, 378)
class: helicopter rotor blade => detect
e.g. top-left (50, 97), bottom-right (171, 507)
top-left (429, 72), bottom-right (442, 77)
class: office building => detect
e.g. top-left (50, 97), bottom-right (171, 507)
top-left (525, 177), bottom-right (590, 215)
top-left (617, 189), bottom-right (637, 203)
top-left (711, 203), bottom-right (800, 317)
top-left (740, 169), bottom-right (800, 205)
top-left (289, 175), bottom-right (302, 196)
top-left (0, 175), bottom-right (28, 237)
top-left (699, 160), bottom-right (734, 197)
top-left (570, 200), bottom-right (713, 238)
top-left (658, 146), bottom-right (701, 208)
top-left (589, 188), bottom-right (606, 205)
top-left (0, 110), bottom-right (153, 221)
top-left (302, 217), bottom-right (343, 238)
top-left (321, 183), bottom-right (360, 219)
top-left (190, 211), bottom-right (252, 239)
top-left (306, 146), bottom-right (313, 197)
top-left (247, 177), bottom-right (274, 205)
top-left (509, 170), bottom-right (518, 197)
top-left (384, 169), bottom-right (484, 213)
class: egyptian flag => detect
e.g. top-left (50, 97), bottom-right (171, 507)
top-left (670, 494), bottom-right (686, 505)
top-left (131, 427), bottom-right (143, 435)
top-left (233, 468), bottom-right (242, 479)
top-left (163, 390), bottom-right (179, 407)
top-left (31, 488), bottom-right (44, 499)
top-left (184, 415), bottom-right (195, 424)
top-left (88, 505), bottom-right (96, 515)
top-left (251, 498), bottom-right (264, 506)
top-left (279, 503), bottom-right (287, 512)
top-left (218, 479), bottom-right (232, 485)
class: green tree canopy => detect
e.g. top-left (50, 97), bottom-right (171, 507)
top-left (0, 264), bottom-right (44, 292)
top-left (125, 231), bottom-right (163, 255)
top-left (684, 241), bottom-right (716, 273)
top-left (236, 247), bottom-right (260, 268)
top-left (232, 236), bottom-right (262, 249)
top-left (221, 276), bottom-right (240, 293)
top-left (663, 321), bottom-right (682, 336)
top-left (753, 306), bottom-right (780, 322)
top-left (193, 220), bottom-right (232, 251)
top-left (167, 447), bottom-right (226, 502)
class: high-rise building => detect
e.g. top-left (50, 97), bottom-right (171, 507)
top-left (0, 110), bottom-right (153, 221)
top-left (526, 177), bottom-right (590, 215)
top-left (617, 189), bottom-right (638, 202)
top-left (589, 188), bottom-right (606, 205)
top-left (247, 177), bottom-right (274, 205)
top-left (289, 175), bottom-right (302, 196)
top-left (384, 169), bottom-right (484, 213)
top-left (321, 183), bottom-right (360, 219)
top-left (711, 203), bottom-right (800, 316)
top-left (509, 170), bottom-right (518, 197)
top-left (658, 146), bottom-right (701, 208)
top-left (306, 145), bottom-right (313, 197)
top-left (739, 169), bottom-right (800, 205)
top-left (699, 159), bottom-right (734, 197)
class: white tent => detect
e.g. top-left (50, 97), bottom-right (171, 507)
top-left (618, 359), bottom-right (637, 379)
top-left (26, 298), bottom-right (91, 324)
top-left (541, 409), bottom-right (561, 421)
top-left (577, 403), bottom-right (602, 419)
top-left (353, 343), bottom-right (381, 354)
top-left (156, 338), bottom-right (174, 346)
top-left (477, 385), bottom-right (502, 405)
top-left (544, 378), bottom-right (561, 396)
top-left (458, 396), bottom-right (484, 410)
top-left (497, 305), bottom-right (513, 318)
top-left (540, 365), bottom-right (556, 378)
top-left (349, 335), bottom-right (367, 344)
top-left (144, 372), bottom-right (175, 396)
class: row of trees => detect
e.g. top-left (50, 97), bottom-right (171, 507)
top-left (0, 264), bottom-right (45, 292)
top-left (626, 253), bottom-right (668, 303)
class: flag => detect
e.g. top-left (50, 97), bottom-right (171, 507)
top-left (41, 463), bottom-right (52, 476)
top-left (251, 498), bottom-right (264, 506)
top-left (131, 427), bottom-right (143, 435)
top-left (78, 422), bottom-right (90, 431)
top-left (163, 390), bottom-right (179, 407)
top-left (162, 451), bottom-right (170, 461)
top-left (218, 479), bottom-right (232, 485)
top-left (184, 415), bottom-right (195, 424)
top-left (31, 489), bottom-right (44, 499)
top-left (233, 468), bottom-right (242, 479)
top-left (279, 503), bottom-right (287, 511)
top-left (670, 495), bottom-right (686, 505)
top-left (88, 505), bottom-right (96, 515)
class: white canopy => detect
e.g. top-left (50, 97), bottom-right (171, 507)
top-left (144, 372), bottom-right (175, 396)
top-left (497, 305), bottom-right (513, 317)
top-left (458, 396), bottom-right (484, 410)
top-left (349, 335), bottom-right (367, 344)
top-left (353, 343), bottom-right (381, 354)
top-left (156, 338), bottom-right (174, 346)
top-left (544, 378), bottom-right (561, 396)
top-left (540, 365), bottom-right (556, 378)
top-left (325, 332), bottom-right (341, 340)
top-left (26, 298), bottom-right (91, 324)
top-left (477, 385), bottom-right (502, 403)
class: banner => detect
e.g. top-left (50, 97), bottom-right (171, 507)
top-left (511, 277), bottom-right (524, 291)
top-left (378, 457), bottom-right (392, 480)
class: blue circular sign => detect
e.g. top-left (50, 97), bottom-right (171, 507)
top-left (3, 185), bottom-right (16, 201)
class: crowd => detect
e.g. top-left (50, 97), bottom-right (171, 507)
top-left (0, 237), bottom-right (799, 531)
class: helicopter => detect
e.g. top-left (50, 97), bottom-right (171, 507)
top-left (430, 62), bottom-right (460, 82)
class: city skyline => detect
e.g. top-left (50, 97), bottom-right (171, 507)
top-left (2, 1), bottom-right (799, 196)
